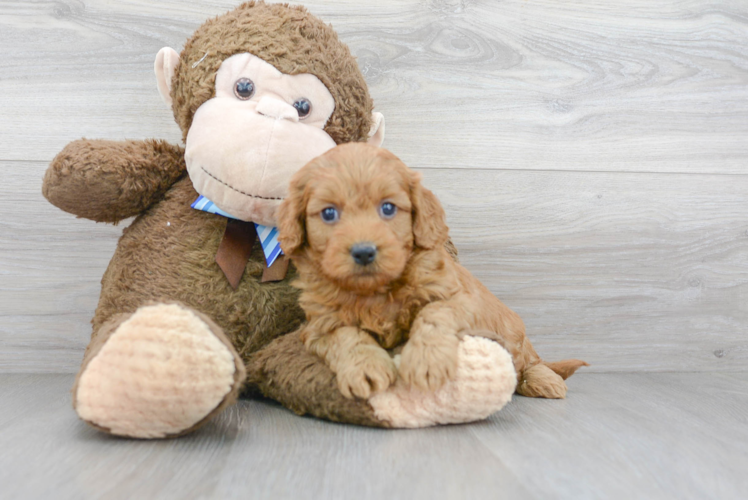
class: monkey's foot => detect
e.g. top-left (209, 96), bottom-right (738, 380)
top-left (73, 303), bottom-right (245, 438)
top-left (369, 336), bottom-right (516, 427)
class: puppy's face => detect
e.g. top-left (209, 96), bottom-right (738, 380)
top-left (304, 156), bottom-right (413, 294)
top-left (278, 144), bottom-right (448, 295)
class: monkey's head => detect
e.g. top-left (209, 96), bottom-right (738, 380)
top-left (154, 1), bottom-right (384, 226)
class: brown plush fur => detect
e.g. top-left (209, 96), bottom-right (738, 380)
top-left (278, 144), bottom-right (589, 399)
top-left (172, 1), bottom-right (373, 145)
top-left (43, 139), bottom-right (186, 223)
top-left (42, 2), bottom-right (387, 430)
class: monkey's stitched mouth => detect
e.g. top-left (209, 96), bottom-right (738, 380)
top-left (200, 166), bottom-right (284, 201)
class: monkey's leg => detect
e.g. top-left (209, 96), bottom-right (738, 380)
top-left (245, 328), bottom-right (386, 426)
top-left (246, 330), bottom-right (516, 428)
top-left (73, 303), bottom-right (245, 438)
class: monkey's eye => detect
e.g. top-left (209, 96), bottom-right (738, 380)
top-left (293, 98), bottom-right (312, 119)
top-left (234, 78), bottom-right (255, 100)
top-left (320, 206), bottom-right (339, 224)
top-left (379, 202), bottom-right (397, 219)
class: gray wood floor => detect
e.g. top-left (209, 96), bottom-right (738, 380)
top-left (0, 373), bottom-right (746, 500)
top-left (2, 0), bottom-right (747, 373)
top-left (1, 1), bottom-right (747, 499)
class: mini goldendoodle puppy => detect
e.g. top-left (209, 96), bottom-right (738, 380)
top-left (277, 143), bottom-right (587, 399)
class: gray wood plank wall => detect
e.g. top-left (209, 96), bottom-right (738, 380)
top-left (1, 0), bottom-right (746, 373)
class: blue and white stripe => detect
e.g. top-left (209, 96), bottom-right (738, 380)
top-left (254, 223), bottom-right (283, 267)
top-left (191, 195), bottom-right (283, 267)
top-left (191, 195), bottom-right (236, 219)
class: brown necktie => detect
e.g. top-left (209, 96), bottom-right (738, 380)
top-left (261, 254), bottom-right (290, 282)
top-left (215, 219), bottom-right (256, 289)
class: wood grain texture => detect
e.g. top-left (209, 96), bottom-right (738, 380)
top-left (1, 0), bottom-right (747, 373)
top-left (0, 159), bottom-right (123, 372)
top-left (0, 373), bottom-right (746, 499)
top-left (428, 167), bottom-right (748, 372)
top-left (1, 0), bottom-right (747, 173)
top-left (2, 160), bottom-right (747, 372)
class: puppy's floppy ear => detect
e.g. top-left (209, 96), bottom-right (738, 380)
top-left (277, 168), bottom-right (312, 256)
top-left (409, 171), bottom-right (449, 249)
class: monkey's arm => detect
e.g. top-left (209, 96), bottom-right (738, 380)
top-left (43, 139), bottom-right (186, 223)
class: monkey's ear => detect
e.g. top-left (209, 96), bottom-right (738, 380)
top-left (410, 171), bottom-right (449, 250)
top-left (155, 47), bottom-right (180, 107)
top-left (367, 112), bottom-right (385, 147)
top-left (277, 171), bottom-right (311, 257)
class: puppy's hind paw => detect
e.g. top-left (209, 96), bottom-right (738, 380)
top-left (336, 346), bottom-right (398, 399)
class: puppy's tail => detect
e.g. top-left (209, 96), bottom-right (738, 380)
top-left (516, 359), bottom-right (589, 399)
top-left (543, 359), bottom-right (589, 380)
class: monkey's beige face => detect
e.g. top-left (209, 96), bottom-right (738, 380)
top-left (184, 53), bottom-right (337, 225)
top-left (302, 157), bottom-right (415, 294)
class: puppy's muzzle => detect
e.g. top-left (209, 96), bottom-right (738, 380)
top-left (350, 242), bottom-right (377, 266)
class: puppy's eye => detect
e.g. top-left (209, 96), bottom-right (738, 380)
top-left (293, 98), bottom-right (312, 119)
top-left (320, 206), bottom-right (339, 223)
top-left (234, 78), bottom-right (255, 100)
top-left (379, 202), bottom-right (397, 219)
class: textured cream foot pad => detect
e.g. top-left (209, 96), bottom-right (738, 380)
top-left (369, 336), bottom-right (517, 428)
top-left (75, 304), bottom-right (238, 438)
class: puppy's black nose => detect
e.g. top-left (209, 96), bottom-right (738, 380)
top-left (350, 243), bottom-right (377, 266)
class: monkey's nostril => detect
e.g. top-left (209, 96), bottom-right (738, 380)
top-left (350, 243), bottom-right (377, 266)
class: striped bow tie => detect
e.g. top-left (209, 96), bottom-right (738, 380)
top-left (191, 195), bottom-right (283, 268)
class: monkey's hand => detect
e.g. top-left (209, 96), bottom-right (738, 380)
top-left (43, 139), bottom-right (186, 222)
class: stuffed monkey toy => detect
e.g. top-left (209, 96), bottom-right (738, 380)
top-left (42, 1), bottom-right (517, 438)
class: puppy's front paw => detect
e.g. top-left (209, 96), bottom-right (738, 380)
top-left (399, 334), bottom-right (459, 392)
top-left (336, 346), bottom-right (398, 399)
